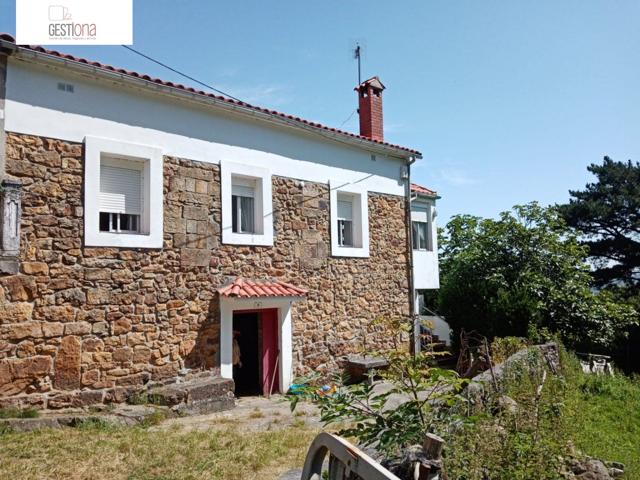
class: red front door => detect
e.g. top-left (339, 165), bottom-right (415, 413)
top-left (261, 309), bottom-right (279, 396)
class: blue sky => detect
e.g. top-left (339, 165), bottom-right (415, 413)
top-left (1, 0), bottom-right (638, 223)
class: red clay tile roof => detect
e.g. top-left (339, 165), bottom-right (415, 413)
top-left (218, 277), bottom-right (308, 298)
top-left (0, 33), bottom-right (420, 156)
top-left (411, 183), bottom-right (438, 197)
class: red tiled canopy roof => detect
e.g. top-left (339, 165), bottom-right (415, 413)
top-left (0, 33), bottom-right (420, 157)
top-left (411, 183), bottom-right (438, 197)
top-left (218, 277), bottom-right (308, 298)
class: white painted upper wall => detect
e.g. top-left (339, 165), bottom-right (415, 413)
top-left (5, 58), bottom-right (408, 197)
top-left (412, 199), bottom-right (439, 289)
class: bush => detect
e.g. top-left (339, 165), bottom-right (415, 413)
top-left (288, 318), bottom-right (469, 456)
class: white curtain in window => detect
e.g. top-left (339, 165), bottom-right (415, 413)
top-left (99, 164), bottom-right (142, 214)
top-left (239, 196), bottom-right (254, 232)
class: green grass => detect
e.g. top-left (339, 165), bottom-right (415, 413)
top-left (0, 407), bottom-right (39, 419)
top-left (564, 362), bottom-right (640, 478)
top-left (0, 422), bottom-right (318, 479)
top-left (443, 347), bottom-right (640, 479)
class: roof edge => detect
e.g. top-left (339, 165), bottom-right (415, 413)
top-left (0, 34), bottom-right (422, 160)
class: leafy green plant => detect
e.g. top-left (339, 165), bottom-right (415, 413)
top-left (288, 318), bottom-right (469, 456)
top-left (491, 336), bottom-right (529, 364)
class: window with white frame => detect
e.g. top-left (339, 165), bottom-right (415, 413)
top-left (337, 194), bottom-right (354, 247)
top-left (330, 182), bottom-right (369, 257)
top-left (221, 161), bottom-right (273, 246)
top-left (231, 176), bottom-right (257, 234)
top-left (411, 202), bottom-right (434, 253)
top-left (84, 136), bottom-right (163, 249)
top-left (412, 221), bottom-right (430, 251)
top-left (99, 158), bottom-right (143, 234)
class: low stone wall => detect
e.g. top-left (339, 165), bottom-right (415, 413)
top-left (0, 133), bottom-right (411, 408)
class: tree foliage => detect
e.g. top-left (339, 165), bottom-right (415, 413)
top-left (558, 157), bottom-right (640, 291)
top-left (438, 203), bottom-right (637, 352)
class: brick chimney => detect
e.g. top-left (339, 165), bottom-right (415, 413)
top-left (355, 76), bottom-right (385, 141)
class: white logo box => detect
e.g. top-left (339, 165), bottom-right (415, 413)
top-left (16, 0), bottom-right (133, 45)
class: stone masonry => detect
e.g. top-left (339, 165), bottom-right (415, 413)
top-left (0, 133), bottom-right (410, 408)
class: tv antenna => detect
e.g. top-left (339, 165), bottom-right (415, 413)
top-left (354, 42), bottom-right (362, 85)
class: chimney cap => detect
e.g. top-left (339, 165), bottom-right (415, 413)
top-left (355, 76), bottom-right (385, 92)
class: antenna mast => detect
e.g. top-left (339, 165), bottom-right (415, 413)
top-left (354, 43), bottom-right (361, 85)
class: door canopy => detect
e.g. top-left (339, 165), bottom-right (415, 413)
top-left (217, 277), bottom-right (308, 299)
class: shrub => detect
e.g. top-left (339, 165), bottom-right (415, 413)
top-left (288, 318), bottom-right (469, 456)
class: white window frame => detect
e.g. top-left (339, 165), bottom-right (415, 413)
top-left (221, 160), bottom-right (273, 246)
top-left (411, 201), bottom-right (436, 253)
top-left (330, 180), bottom-right (369, 258)
top-left (84, 136), bottom-right (163, 248)
top-left (412, 220), bottom-right (430, 251)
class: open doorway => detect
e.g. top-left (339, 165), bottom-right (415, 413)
top-left (232, 309), bottom-right (279, 396)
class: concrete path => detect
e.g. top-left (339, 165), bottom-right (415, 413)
top-left (155, 394), bottom-right (321, 432)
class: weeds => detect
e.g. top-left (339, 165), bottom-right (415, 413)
top-left (0, 422), bottom-right (318, 479)
top-left (248, 408), bottom-right (265, 419)
top-left (0, 408), bottom-right (39, 419)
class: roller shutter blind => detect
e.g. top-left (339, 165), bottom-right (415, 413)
top-left (99, 164), bottom-right (142, 214)
top-left (337, 199), bottom-right (353, 220)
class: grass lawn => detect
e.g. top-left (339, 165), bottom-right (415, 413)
top-left (0, 421), bottom-right (319, 480)
top-left (565, 367), bottom-right (640, 479)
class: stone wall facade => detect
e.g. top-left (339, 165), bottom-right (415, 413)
top-left (0, 132), bottom-right (410, 408)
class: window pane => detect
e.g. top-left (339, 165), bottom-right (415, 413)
top-left (232, 195), bottom-right (239, 233)
top-left (99, 212), bottom-right (110, 232)
top-left (419, 222), bottom-right (427, 250)
top-left (412, 222), bottom-right (419, 249)
top-left (240, 196), bottom-right (255, 233)
top-left (120, 213), bottom-right (131, 231)
top-left (343, 220), bottom-right (353, 246)
top-left (338, 219), bottom-right (354, 247)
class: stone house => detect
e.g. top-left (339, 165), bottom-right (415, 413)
top-left (0, 34), bottom-right (439, 409)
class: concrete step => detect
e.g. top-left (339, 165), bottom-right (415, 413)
top-left (147, 376), bottom-right (235, 415)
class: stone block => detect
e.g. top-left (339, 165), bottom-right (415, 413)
top-left (3, 321), bottom-right (42, 340)
top-left (183, 205), bottom-right (208, 221)
top-left (180, 248), bottom-right (210, 267)
top-left (0, 302), bottom-right (33, 323)
top-left (1, 275), bottom-right (37, 301)
top-left (22, 262), bottom-right (49, 275)
top-left (42, 322), bottom-right (64, 338)
top-left (54, 336), bottom-right (82, 389)
top-left (11, 355), bottom-right (52, 379)
top-left (87, 288), bottom-right (111, 305)
top-left (64, 321), bottom-right (92, 335)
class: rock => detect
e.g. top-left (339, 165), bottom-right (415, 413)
top-left (1, 275), bottom-right (37, 301)
top-left (146, 376), bottom-right (235, 414)
top-left (22, 262), bottom-right (49, 275)
top-left (0, 302), bottom-right (34, 322)
top-left (567, 456), bottom-right (617, 480)
top-left (495, 395), bottom-right (518, 415)
top-left (54, 336), bottom-right (82, 389)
